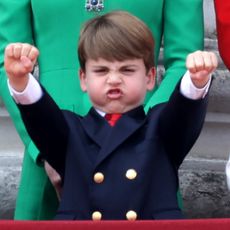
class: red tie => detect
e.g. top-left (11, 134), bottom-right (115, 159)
top-left (105, 113), bottom-right (122, 127)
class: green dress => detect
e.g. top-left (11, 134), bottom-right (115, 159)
top-left (0, 0), bottom-right (204, 220)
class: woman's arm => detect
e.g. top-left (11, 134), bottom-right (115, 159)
top-left (0, 0), bottom-right (41, 163)
top-left (145, 0), bottom-right (204, 110)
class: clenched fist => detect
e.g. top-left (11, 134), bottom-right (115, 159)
top-left (4, 43), bottom-right (39, 91)
top-left (186, 51), bottom-right (218, 88)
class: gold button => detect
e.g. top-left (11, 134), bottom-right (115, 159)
top-left (126, 210), bottom-right (137, 220)
top-left (94, 172), bottom-right (104, 183)
top-left (126, 169), bottom-right (137, 180)
top-left (92, 211), bottom-right (102, 220)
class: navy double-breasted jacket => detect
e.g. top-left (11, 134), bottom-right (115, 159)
top-left (18, 84), bottom-right (208, 220)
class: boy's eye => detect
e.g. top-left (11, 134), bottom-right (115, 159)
top-left (125, 69), bottom-right (134, 72)
top-left (93, 68), bottom-right (108, 73)
top-left (121, 68), bottom-right (135, 74)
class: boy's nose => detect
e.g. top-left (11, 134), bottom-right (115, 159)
top-left (107, 73), bottom-right (122, 84)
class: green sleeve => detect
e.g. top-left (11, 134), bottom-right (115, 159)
top-left (0, 0), bottom-right (40, 164)
top-left (145, 0), bottom-right (204, 110)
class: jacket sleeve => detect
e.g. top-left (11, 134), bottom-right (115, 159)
top-left (145, 0), bottom-right (204, 110)
top-left (158, 82), bottom-right (209, 168)
top-left (17, 88), bottom-right (69, 177)
top-left (214, 0), bottom-right (230, 70)
top-left (0, 0), bottom-right (41, 164)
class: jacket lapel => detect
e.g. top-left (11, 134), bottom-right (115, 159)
top-left (80, 107), bottom-right (146, 168)
top-left (100, 107), bottom-right (146, 167)
top-left (80, 108), bottom-right (110, 148)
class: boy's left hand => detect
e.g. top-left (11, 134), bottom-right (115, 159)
top-left (186, 51), bottom-right (218, 88)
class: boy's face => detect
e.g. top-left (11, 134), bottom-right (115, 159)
top-left (79, 58), bottom-right (155, 114)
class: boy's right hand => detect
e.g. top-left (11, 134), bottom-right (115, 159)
top-left (4, 43), bottom-right (39, 92)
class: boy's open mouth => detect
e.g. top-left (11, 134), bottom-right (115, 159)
top-left (107, 88), bottom-right (122, 99)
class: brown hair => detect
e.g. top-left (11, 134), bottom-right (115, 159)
top-left (78, 11), bottom-right (155, 71)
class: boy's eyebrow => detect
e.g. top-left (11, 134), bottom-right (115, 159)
top-left (120, 64), bottom-right (138, 68)
top-left (91, 65), bottom-right (108, 68)
top-left (91, 64), bottom-right (139, 69)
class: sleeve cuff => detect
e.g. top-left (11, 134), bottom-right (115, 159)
top-left (180, 70), bottom-right (211, 100)
top-left (8, 73), bottom-right (43, 104)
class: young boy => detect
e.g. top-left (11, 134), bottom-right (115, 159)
top-left (4, 11), bottom-right (217, 220)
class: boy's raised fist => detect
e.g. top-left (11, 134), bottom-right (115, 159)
top-left (186, 51), bottom-right (218, 88)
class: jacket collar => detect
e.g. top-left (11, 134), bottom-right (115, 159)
top-left (80, 106), bottom-right (146, 167)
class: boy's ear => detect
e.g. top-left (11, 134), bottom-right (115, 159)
top-left (79, 68), bottom-right (87, 92)
top-left (146, 67), bottom-right (156, 91)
